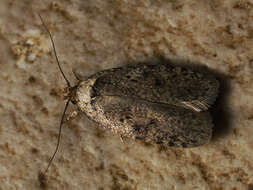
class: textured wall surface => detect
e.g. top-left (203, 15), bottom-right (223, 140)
top-left (0, 0), bottom-right (253, 189)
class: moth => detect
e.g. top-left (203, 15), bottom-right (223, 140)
top-left (38, 15), bottom-right (219, 175)
top-left (74, 62), bottom-right (219, 146)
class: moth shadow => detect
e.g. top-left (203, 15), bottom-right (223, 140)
top-left (133, 57), bottom-right (232, 142)
top-left (208, 74), bottom-right (232, 141)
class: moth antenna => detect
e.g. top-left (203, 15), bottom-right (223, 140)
top-left (38, 13), bottom-right (71, 88)
top-left (72, 69), bottom-right (80, 81)
top-left (43, 98), bottom-right (71, 174)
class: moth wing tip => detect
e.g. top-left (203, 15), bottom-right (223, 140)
top-left (181, 88), bottom-right (219, 112)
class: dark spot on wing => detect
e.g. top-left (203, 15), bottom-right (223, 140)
top-left (155, 79), bottom-right (162, 86)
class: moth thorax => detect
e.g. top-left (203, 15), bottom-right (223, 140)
top-left (76, 79), bottom-right (96, 105)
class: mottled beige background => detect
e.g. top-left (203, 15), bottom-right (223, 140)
top-left (0, 0), bottom-right (253, 189)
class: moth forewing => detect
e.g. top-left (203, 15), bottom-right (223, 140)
top-left (88, 63), bottom-right (219, 112)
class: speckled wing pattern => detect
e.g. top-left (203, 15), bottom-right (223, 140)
top-left (91, 63), bottom-right (219, 112)
top-left (92, 96), bottom-right (213, 147)
top-left (81, 63), bottom-right (219, 147)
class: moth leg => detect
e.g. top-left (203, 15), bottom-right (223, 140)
top-left (65, 110), bottom-right (79, 122)
top-left (120, 135), bottom-right (125, 143)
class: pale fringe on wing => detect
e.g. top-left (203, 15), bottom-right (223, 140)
top-left (181, 80), bottom-right (219, 112)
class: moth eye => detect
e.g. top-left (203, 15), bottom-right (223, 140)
top-left (119, 118), bottom-right (124, 123)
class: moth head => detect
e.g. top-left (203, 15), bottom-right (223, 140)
top-left (62, 85), bottom-right (78, 105)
